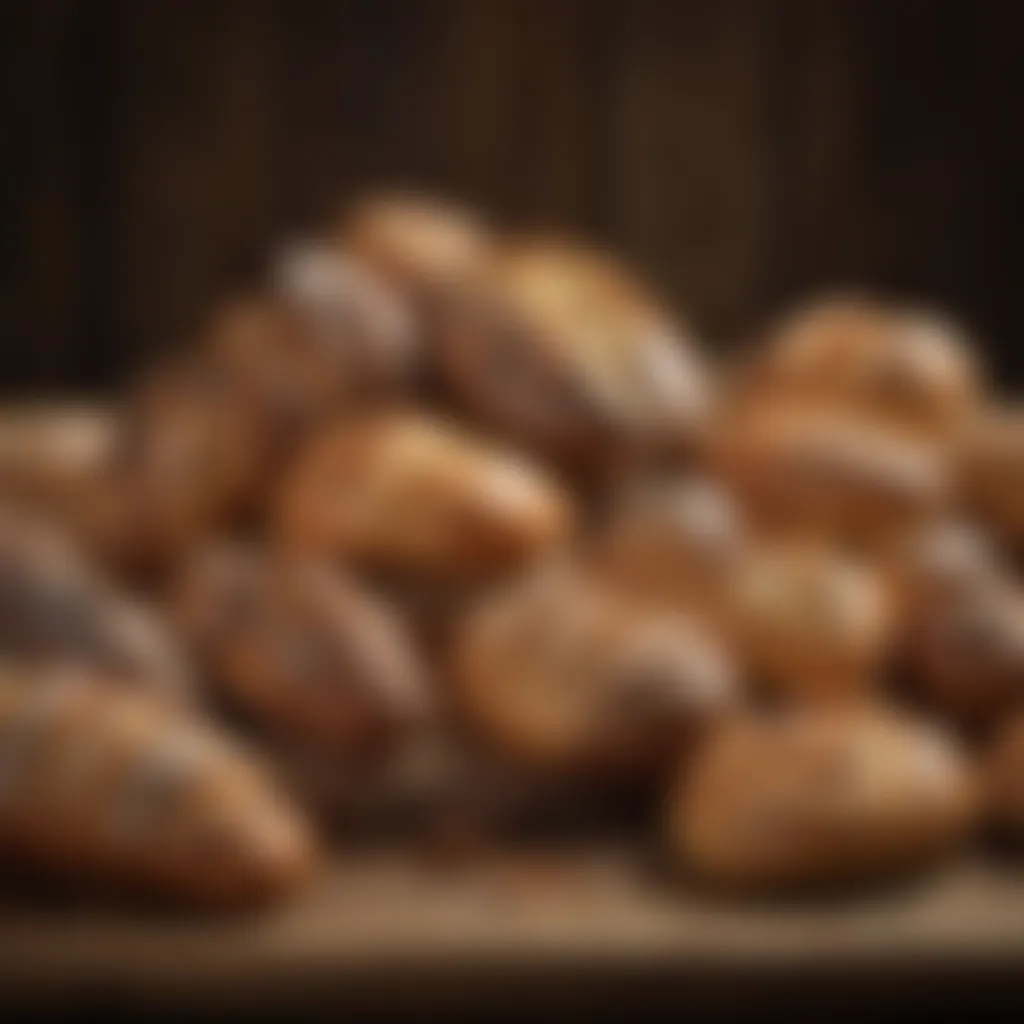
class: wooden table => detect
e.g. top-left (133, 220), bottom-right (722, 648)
top-left (1, 848), bottom-right (1023, 1017)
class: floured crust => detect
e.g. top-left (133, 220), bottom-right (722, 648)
top-left (450, 564), bottom-right (738, 777)
top-left (176, 545), bottom-right (430, 757)
top-left (435, 239), bottom-right (712, 470)
top-left (0, 509), bottom-right (188, 698)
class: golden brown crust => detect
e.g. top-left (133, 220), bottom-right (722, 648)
top-left (76, 354), bottom-right (269, 576)
top-left (711, 403), bottom-right (950, 546)
top-left (341, 193), bottom-right (491, 301)
top-left (669, 707), bottom-right (977, 889)
top-left (985, 714), bottom-right (1024, 843)
top-left (0, 402), bottom-right (116, 517)
top-left (902, 576), bottom-right (1024, 731)
top-left (957, 407), bottom-right (1024, 549)
top-left (435, 239), bottom-right (712, 471)
top-left (176, 545), bottom-right (430, 757)
top-left (450, 564), bottom-right (738, 777)
top-left (746, 296), bottom-right (981, 435)
top-left (275, 412), bottom-right (574, 577)
top-left (593, 477), bottom-right (747, 627)
top-left (723, 543), bottom-right (893, 702)
top-left (0, 668), bottom-right (314, 905)
top-left (0, 509), bottom-right (188, 698)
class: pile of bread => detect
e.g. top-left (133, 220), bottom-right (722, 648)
top-left (0, 193), bottom-right (1022, 908)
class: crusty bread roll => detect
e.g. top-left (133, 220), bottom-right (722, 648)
top-left (711, 403), bottom-right (950, 546)
top-left (76, 354), bottom-right (269, 576)
top-left (668, 707), bottom-right (977, 889)
top-left (985, 714), bottom-right (1024, 845)
top-left (902, 575), bottom-right (1024, 731)
top-left (745, 296), bottom-right (980, 435)
top-left (0, 668), bottom-right (313, 905)
top-left (724, 543), bottom-right (893, 701)
top-left (176, 544), bottom-right (429, 758)
top-left (451, 563), bottom-right (738, 777)
top-left (0, 509), bottom-right (187, 698)
top-left (0, 402), bottom-right (116, 517)
top-left (275, 411), bottom-right (573, 577)
top-left (593, 477), bottom-right (747, 626)
top-left (341, 192), bottom-right (491, 302)
top-left (957, 407), bottom-right (1024, 550)
top-left (435, 238), bottom-right (711, 471)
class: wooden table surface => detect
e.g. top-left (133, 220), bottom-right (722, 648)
top-left (1, 848), bottom-right (1023, 1016)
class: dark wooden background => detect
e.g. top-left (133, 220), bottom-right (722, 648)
top-left (3, 0), bottom-right (1023, 392)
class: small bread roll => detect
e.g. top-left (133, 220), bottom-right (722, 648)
top-left (712, 403), bottom-right (949, 545)
top-left (669, 707), bottom-right (977, 889)
top-left (0, 402), bottom-right (116, 516)
top-left (223, 246), bottom-right (416, 437)
top-left (958, 407), bottom-right (1024, 549)
top-left (985, 714), bottom-right (1024, 844)
top-left (889, 520), bottom-right (1002, 623)
top-left (436, 239), bottom-right (711, 471)
top-left (749, 296), bottom-right (980, 434)
top-left (594, 477), bottom-right (747, 624)
top-left (725, 544), bottom-right (892, 701)
top-left (451, 564), bottom-right (738, 777)
top-left (77, 356), bottom-right (269, 576)
top-left (0, 509), bottom-right (187, 698)
top-left (176, 545), bottom-right (429, 758)
top-left (902, 576), bottom-right (1024, 731)
top-left (342, 192), bottom-right (491, 301)
top-left (275, 412), bottom-right (573, 577)
top-left (0, 668), bottom-right (313, 906)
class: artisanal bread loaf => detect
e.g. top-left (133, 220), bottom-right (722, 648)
top-left (275, 412), bottom-right (573, 577)
top-left (711, 403), bottom-right (949, 546)
top-left (745, 296), bottom-right (980, 435)
top-left (0, 509), bottom-right (187, 698)
top-left (434, 239), bottom-right (711, 471)
top-left (176, 545), bottom-right (429, 757)
top-left (668, 707), bottom-right (977, 889)
top-left (0, 668), bottom-right (313, 905)
top-left (451, 564), bottom-right (737, 777)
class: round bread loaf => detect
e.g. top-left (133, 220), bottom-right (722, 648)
top-left (748, 296), bottom-right (980, 434)
top-left (724, 543), bottom-right (893, 701)
top-left (451, 564), bottom-right (738, 777)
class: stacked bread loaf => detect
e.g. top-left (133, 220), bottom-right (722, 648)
top-left (1, 193), bottom-right (1021, 907)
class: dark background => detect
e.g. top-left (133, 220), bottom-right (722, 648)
top-left (3, 0), bottom-right (1022, 392)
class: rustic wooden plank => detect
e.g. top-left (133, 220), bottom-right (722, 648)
top-left (0, 852), bottom-right (1021, 1014)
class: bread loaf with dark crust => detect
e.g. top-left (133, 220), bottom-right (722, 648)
top-left (176, 544), bottom-right (430, 759)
